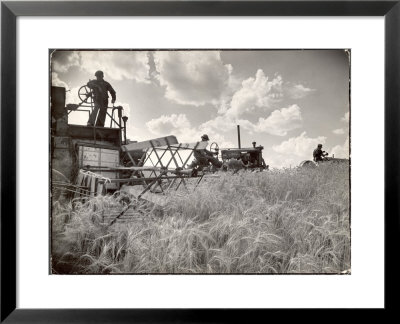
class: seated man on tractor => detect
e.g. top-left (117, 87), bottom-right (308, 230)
top-left (240, 153), bottom-right (251, 167)
top-left (188, 134), bottom-right (222, 170)
top-left (313, 144), bottom-right (329, 162)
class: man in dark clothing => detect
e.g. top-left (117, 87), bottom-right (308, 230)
top-left (313, 144), bottom-right (328, 162)
top-left (87, 70), bottom-right (116, 127)
top-left (189, 134), bottom-right (222, 169)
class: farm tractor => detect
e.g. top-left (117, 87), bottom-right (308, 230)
top-left (299, 153), bottom-right (349, 168)
top-left (220, 142), bottom-right (267, 172)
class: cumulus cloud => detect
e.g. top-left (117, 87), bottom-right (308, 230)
top-left (198, 115), bottom-right (235, 133)
top-left (146, 114), bottom-right (191, 136)
top-left (112, 102), bottom-right (144, 141)
top-left (153, 51), bottom-right (233, 106)
top-left (198, 127), bottom-right (235, 148)
top-left (331, 112), bottom-right (349, 136)
top-left (223, 70), bottom-right (315, 119)
top-left (226, 70), bottom-right (283, 118)
top-left (51, 51), bottom-right (80, 73)
top-left (331, 136), bottom-right (350, 158)
top-left (273, 132), bottom-right (326, 159)
top-left (66, 85), bottom-right (84, 104)
top-left (253, 104), bottom-right (302, 136)
top-left (198, 105), bottom-right (302, 138)
top-left (51, 50), bottom-right (150, 82)
top-left (286, 83), bottom-right (315, 99)
top-left (51, 73), bottom-right (82, 111)
top-left (341, 111), bottom-right (350, 123)
top-left (51, 72), bottom-right (68, 88)
top-left (146, 113), bottom-right (234, 147)
top-left (333, 128), bottom-right (345, 135)
top-left (197, 119), bottom-right (235, 148)
top-left (80, 51), bottom-right (150, 82)
top-left (264, 153), bottom-right (299, 169)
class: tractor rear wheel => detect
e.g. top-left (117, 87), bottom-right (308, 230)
top-left (299, 160), bottom-right (317, 168)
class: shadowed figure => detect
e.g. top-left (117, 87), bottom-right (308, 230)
top-left (189, 134), bottom-right (222, 170)
top-left (313, 144), bottom-right (328, 162)
top-left (87, 70), bottom-right (116, 127)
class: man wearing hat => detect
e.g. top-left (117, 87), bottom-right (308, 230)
top-left (86, 70), bottom-right (116, 127)
top-left (189, 134), bottom-right (222, 170)
top-left (313, 144), bottom-right (328, 162)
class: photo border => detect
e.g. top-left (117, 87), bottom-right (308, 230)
top-left (1, 0), bottom-right (399, 321)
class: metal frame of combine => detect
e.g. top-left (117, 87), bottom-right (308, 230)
top-left (51, 85), bottom-right (126, 197)
top-left (51, 86), bottom-right (214, 201)
top-left (86, 137), bottom-right (211, 199)
top-left (51, 86), bottom-right (268, 214)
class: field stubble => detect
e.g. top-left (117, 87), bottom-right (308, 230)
top-left (51, 163), bottom-right (350, 274)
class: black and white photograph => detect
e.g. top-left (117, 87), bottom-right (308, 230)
top-left (50, 49), bottom-right (350, 274)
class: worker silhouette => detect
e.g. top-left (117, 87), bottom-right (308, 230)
top-left (87, 70), bottom-right (116, 127)
top-left (189, 134), bottom-right (222, 170)
top-left (313, 144), bottom-right (328, 162)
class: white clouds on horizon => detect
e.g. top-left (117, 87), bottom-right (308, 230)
top-left (51, 50), bottom-right (150, 82)
top-left (273, 131), bottom-right (327, 160)
top-left (331, 136), bottom-right (350, 158)
top-left (341, 111), bottom-right (350, 123)
top-left (145, 106), bottom-right (302, 150)
top-left (332, 111), bottom-right (349, 136)
top-left (193, 104), bottom-right (302, 138)
top-left (271, 131), bottom-right (349, 166)
top-left (146, 113), bottom-right (234, 147)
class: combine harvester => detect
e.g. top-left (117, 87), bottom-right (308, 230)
top-left (51, 85), bottom-right (268, 223)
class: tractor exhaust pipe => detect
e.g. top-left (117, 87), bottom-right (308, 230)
top-left (237, 125), bottom-right (241, 149)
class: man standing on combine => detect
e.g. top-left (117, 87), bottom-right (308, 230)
top-left (313, 144), bottom-right (328, 162)
top-left (87, 70), bottom-right (116, 127)
top-left (189, 134), bottom-right (223, 170)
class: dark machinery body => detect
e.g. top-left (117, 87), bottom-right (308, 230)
top-left (51, 86), bottom-right (125, 198)
top-left (221, 146), bottom-right (267, 170)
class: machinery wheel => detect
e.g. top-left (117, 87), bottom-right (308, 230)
top-left (78, 85), bottom-right (93, 105)
top-left (210, 142), bottom-right (219, 154)
top-left (299, 160), bottom-right (317, 168)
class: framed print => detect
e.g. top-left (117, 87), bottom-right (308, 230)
top-left (49, 47), bottom-right (352, 276)
top-left (1, 0), bottom-right (399, 322)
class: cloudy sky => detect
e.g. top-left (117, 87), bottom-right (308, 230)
top-left (51, 49), bottom-right (350, 168)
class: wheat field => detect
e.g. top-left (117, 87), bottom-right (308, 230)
top-left (51, 162), bottom-right (350, 274)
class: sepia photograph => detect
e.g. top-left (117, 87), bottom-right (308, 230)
top-left (50, 49), bottom-right (350, 274)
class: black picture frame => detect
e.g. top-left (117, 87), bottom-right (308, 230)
top-left (1, 0), bottom-right (399, 322)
